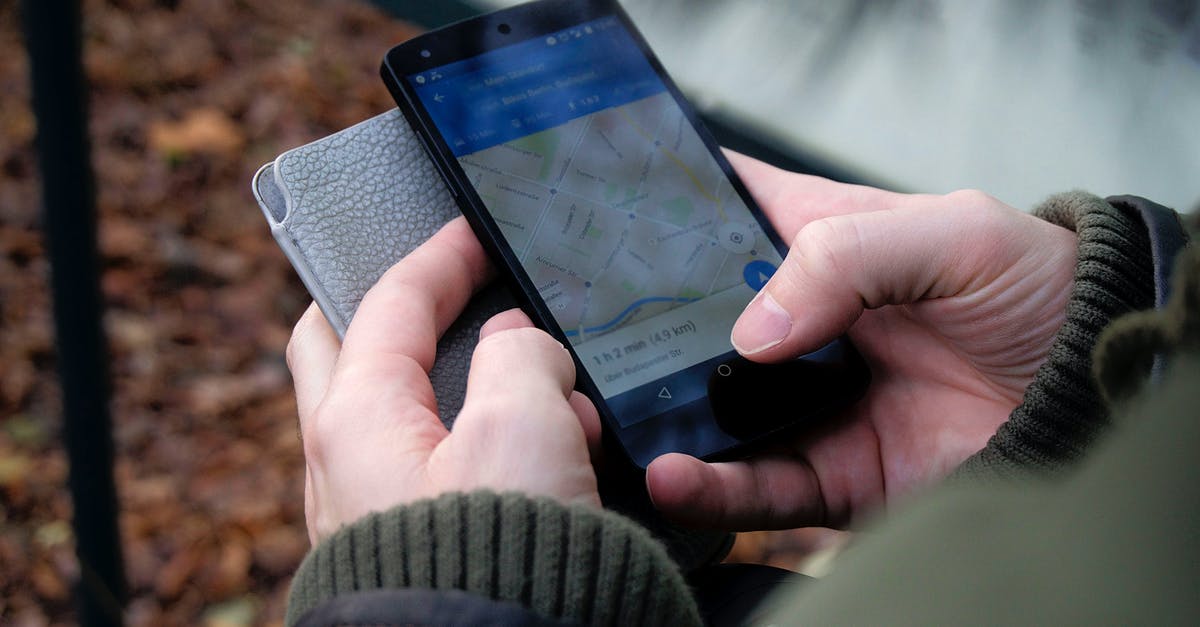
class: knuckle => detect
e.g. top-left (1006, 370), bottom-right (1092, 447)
top-left (474, 326), bottom-right (520, 353)
top-left (372, 256), bottom-right (445, 306)
top-left (456, 398), bottom-right (539, 441)
top-left (370, 263), bottom-right (409, 298)
top-left (944, 189), bottom-right (1022, 233)
top-left (477, 326), bottom-right (564, 360)
top-left (286, 309), bottom-right (316, 373)
top-left (472, 327), bottom-right (575, 395)
top-left (285, 336), bottom-right (300, 374)
top-left (790, 217), bottom-right (855, 285)
top-left (299, 407), bottom-right (334, 468)
top-left (460, 403), bottom-right (513, 431)
top-left (483, 308), bottom-right (526, 331)
top-left (943, 188), bottom-right (998, 209)
top-left (372, 274), bottom-right (425, 311)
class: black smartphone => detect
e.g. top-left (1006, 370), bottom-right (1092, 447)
top-left (381, 0), bottom-right (869, 467)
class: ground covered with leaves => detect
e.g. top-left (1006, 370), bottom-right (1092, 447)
top-left (0, 1), bottom-right (824, 624)
top-left (2, 1), bottom-right (417, 623)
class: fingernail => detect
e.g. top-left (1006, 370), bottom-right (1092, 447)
top-left (731, 290), bottom-right (792, 354)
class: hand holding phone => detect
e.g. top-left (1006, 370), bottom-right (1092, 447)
top-left (647, 155), bottom-right (1079, 529)
top-left (289, 218), bottom-right (604, 544)
top-left (381, 0), bottom-right (870, 467)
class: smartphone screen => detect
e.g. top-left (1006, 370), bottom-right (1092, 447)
top-left (384, 2), bottom-right (868, 466)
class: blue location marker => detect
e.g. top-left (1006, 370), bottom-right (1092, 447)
top-left (742, 260), bottom-right (777, 292)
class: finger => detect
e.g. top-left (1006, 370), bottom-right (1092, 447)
top-left (453, 328), bottom-right (597, 501)
top-left (462, 327), bottom-right (577, 414)
top-left (479, 310), bottom-right (603, 460)
top-left (305, 218), bottom-right (491, 476)
top-left (568, 390), bottom-right (603, 461)
top-left (338, 217), bottom-right (492, 403)
top-left (730, 200), bottom-right (1015, 361)
top-left (646, 453), bottom-right (826, 530)
top-left (287, 302), bottom-right (341, 419)
top-left (725, 150), bottom-right (919, 240)
top-left (479, 308), bottom-right (534, 339)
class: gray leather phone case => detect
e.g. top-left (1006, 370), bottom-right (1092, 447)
top-left (252, 109), bottom-right (515, 424)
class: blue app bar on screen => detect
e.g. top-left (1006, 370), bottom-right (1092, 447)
top-left (411, 16), bottom-right (665, 157)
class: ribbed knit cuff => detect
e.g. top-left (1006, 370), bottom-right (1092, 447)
top-left (285, 491), bottom-right (702, 626)
top-left (956, 192), bottom-right (1155, 480)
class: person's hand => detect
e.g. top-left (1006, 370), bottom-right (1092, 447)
top-left (647, 154), bottom-right (1078, 530)
top-left (287, 218), bottom-right (601, 544)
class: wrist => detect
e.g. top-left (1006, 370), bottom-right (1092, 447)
top-left (956, 191), bottom-right (1157, 479)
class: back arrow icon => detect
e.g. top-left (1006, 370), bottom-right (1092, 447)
top-left (433, 93), bottom-right (445, 103)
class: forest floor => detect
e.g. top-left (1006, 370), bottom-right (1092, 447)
top-left (0, 1), bottom-right (833, 624)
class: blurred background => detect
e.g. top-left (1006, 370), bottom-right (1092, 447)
top-left (1, 0), bottom-right (1195, 625)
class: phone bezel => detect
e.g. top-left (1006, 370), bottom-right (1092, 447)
top-left (381, 0), bottom-right (868, 466)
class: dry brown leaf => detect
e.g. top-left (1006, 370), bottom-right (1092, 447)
top-left (147, 108), bottom-right (245, 157)
top-left (206, 539), bottom-right (252, 598)
top-left (29, 561), bottom-right (68, 601)
top-left (252, 527), bottom-right (309, 577)
top-left (156, 544), bottom-right (202, 600)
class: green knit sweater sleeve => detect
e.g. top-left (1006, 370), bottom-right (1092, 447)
top-left (285, 491), bottom-right (702, 626)
top-left (956, 191), bottom-right (1155, 479)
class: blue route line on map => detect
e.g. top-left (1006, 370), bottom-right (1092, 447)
top-left (564, 296), bottom-right (700, 337)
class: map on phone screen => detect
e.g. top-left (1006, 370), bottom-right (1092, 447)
top-left (460, 90), bottom-right (775, 348)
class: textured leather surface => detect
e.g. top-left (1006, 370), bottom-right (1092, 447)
top-left (254, 109), bottom-right (514, 424)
